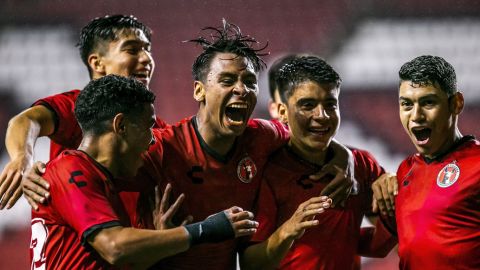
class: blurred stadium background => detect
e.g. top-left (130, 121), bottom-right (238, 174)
top-left (1, 0), bottom-right (479, 269)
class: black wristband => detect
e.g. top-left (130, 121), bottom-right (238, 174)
top-left (184, 211), bottom-right (235, 245)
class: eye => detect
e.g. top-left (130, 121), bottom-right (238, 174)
top-left (422, 99), bottom-right (436, 108)
top-left (400, 100), bottom-right (413, 110)
top-left (220, 78), bottom-right (235, 86)
top-left (324, 101), bottom-right (338, 110)
top-left (300, 102), bottom-right (315, 110)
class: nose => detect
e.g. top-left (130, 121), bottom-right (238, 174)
top-left (312, 105), bottom-right (328, 120)
top-left (411, 104), bottom-right (425, 122)
top-left (139, 49), bottom-right (154, 66)
top-left (233, 82), bottom-right (249, 97)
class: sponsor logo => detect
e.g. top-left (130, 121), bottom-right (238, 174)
top-left (437, 163), bottom-right (460, 188)
top-left (237, 157), bottom-right (257, 183)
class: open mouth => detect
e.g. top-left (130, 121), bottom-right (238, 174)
top-left (133, 72), bottom-right (149, 83)
top-left (411, 127), bottom-right (431, 145)
top-left (225, 103), bottom-right (249, 126)
top-left (308, 126), bottom-right (330, 136)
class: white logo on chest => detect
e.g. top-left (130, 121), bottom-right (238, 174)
top-left (237, 156), bottom-right (257, 183)
top-left (436, 163), bottom-right (460, 188)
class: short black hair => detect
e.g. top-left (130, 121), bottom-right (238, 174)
top-left (77, 15), bottom-right (152, 78)
top-left (276, 55), bottom-right (341, 103)
top-left (75, 74), bottom-right (155, 135)
top-left (188, 19), bottom-right (267, 82)
top-left (399, 55), bottom-right (457, 97)
top-left (268, 54), bottom-right (300, 99)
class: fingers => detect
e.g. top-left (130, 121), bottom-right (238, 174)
top-left (371, 173), bottom-right (397, 216)
top-left (0, 170), bottom-right (14, 210)
top-left (159, 183), bottom-right (172, 214)
top-left (23, 188), bottom-right (43, 210)
top-left (371, 180), bottom-right (387, 215)
top-left (22, 175), bottom-right (49, 205)
top-left (227, 208), bottom-right (252, 223)
top-left (231, 219), bottom-right (259, 237)
top-left (6, 184), bottom-right (23, 209)
top-left (163, 193), bottom-right (185, 221)
top-left (33, 161), bottom-right (46, 174)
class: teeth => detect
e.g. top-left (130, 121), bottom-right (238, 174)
top-left (228, 104), bottom-right (248, 109)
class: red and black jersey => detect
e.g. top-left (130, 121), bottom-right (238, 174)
top-left (142, 116), bottom-right (289, 270)
top-left (396, 136), bottom-right (480, 270)
top-left (251, 146), bottom-right (395, 270)
top-left (30, 150), bottom-right (131, 270)
top-left (33, 89), bottom-right (168, 160)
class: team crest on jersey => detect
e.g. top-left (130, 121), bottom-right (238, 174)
top-left (237, 156), bottom-right (257, 183)
top-left (437, 163), bottom-right (460, 188)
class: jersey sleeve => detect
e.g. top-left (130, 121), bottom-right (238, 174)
top-left (32, 90), bottom-right (82, 147)
top-left (248, 119), bottom-right (289, 152)
top-left (46, 157), bottom-right (121, 246)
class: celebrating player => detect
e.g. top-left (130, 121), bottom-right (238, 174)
top-left (396, 55), bottom-right (480, 269)
top-left (30, 75), bottom-right (252, 269)
top-left (241, 56), bottom-right (397, 270)
top-left (0, 14), bottom-right (166, 209)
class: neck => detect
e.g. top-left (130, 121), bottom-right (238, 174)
top-left (77, 134), bottom-right (120, 177)
top-left (426, 128), bottom-right (463, 159)
top-left (288, 140), bottom-right (328, 166)
top-left (195, 112), bottom-right (236, 156)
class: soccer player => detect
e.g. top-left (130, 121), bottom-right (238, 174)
top-left (267, 54), bottom-right (299, 119)
top-left (0, 14), bottom-right (165, 209)
top-left (396, 55), bottom-right (480, 269)
top-left (31, 74), bottom-right (254, 269)
top-left (241, 56), bottom-right (397, 270)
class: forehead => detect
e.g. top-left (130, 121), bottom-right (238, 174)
top-left (208, 52), bottom-right (256, 75)
top-left (399, 81), bottom-right (447, 99)
top-left (289, 81), bottom-right (339, 100)
top-left (106, 28), bottom-right (149, 46)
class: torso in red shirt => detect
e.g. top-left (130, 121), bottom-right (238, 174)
top-left (30, 150), bottom-right (131, 270)
top-left (396, 136), bottom-right (480, 270)
top-left (252, 147), bottom-right (386, 270)
top-left (142, 116), bottom-right (289, 270)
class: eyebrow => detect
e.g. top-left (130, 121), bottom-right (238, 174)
top-left (399, 93), bottom-right (439, 101)
top-left (120, 39), bottom-right (151, 48)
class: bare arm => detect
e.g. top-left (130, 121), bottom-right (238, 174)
top-left (240, 196), bottom-right (331, 270)
top-left (0, 105), bottom-right (55, 209)
top-left (89, 225), bottom-right (190, 267)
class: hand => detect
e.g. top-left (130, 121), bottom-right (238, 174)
top-left (279, 196), bottom-right (331, 240)
top-left (153, 183), bottom-right (192, 230)
top-left (372, 173), bottom-right (398, 216)
top-left (310, 142), bottom-right (355, 208)
top-left (224, 206), bottom-right (259, 238)
top-left (21, 161), bottom-right (50, 211)
top-left (0, 155), bottom-right (32, 209)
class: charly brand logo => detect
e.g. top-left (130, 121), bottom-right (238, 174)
top-left (437, 162), bottom-right (460, 188)
top-left (237, 156), bottom-right (257, 183)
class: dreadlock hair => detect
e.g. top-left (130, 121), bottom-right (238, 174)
top-left (188, 19), bottom-right (268, 82)
top-left (399, 55), bottom-right (457, 97)
top-left (276, 55), bottom-right (341, 103)
top-left (77, 15), bottom-right (152, 78)
top-left (75, 74), bottom-right (155, 135)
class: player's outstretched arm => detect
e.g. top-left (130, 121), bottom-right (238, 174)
top-left (89, 206), bottom-right (256, 268)
top-left (310, 140), bottom-right (356, 207)
top-left (372, 173), bottom-right (398, 216)
top-left (240, 196), bottom-right (331, 270)
top-left (0, 106), bottom-right (54, 209)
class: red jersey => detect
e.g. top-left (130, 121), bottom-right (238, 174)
top-left (252, 147), bottom-right (396, 270)
top-left (396, 136), bottom-right (480, 270)
top-left (30, 150), bottom-right (131, 270)
top-left (33, 89), bottom-right (168, 160)
top-left (142, 116), bottom-right (289, 270)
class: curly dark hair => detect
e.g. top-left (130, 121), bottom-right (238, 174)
top-left (188, 19), bottom-right (268, 82)
top-left (268, 54), bottom-right (301, 99)
top-left (75, 74), bottom-right (155, 134)
top-left (276, 55), bottom-right (341, 103)
top-left (77, 15), bottom-right (152, 78)
top-left (399, 55), bottom-right (457, 97)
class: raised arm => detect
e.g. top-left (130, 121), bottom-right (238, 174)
top-left (0, 105), bottom-right (55, 209)
top-left (240, 196), bottom-right (331, 270)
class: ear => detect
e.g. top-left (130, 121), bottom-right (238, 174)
top-left (278, 103), bottom-right (288, 124)
top-left (450, 92), bottom-right (464, 115)
top-left (112, 113), bottom-right (127, 135)
top-left (88, 53), bottom-right (106, 77)
top-left (268, 100), bottom-right (279, 119)
top-left (193, 81), bottom-right (206, 102)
